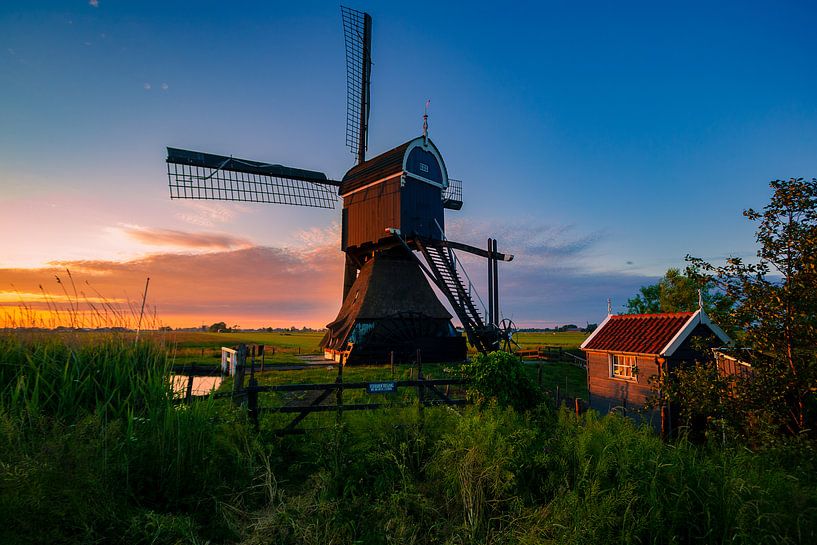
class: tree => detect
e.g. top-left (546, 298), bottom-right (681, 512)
top-left (626, 282), bottom-right (661, 314)
top-left (208, 321), bottom-right (228, 332)
top-left (626, 268), bottom-right (731, 319)
top-left (686, 178), bottom-right (817, 435)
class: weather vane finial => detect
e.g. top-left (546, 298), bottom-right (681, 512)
top-left (423, 99), bottom-right (430, 144)
top-left (607, 298), bottom-right (612, 315)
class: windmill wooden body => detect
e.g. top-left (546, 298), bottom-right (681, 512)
top-left (164, 7), bottom-right (517, 364)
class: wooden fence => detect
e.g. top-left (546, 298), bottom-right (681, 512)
top-left (174, 346), bottom-right (470, 434)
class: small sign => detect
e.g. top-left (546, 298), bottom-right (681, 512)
top-left (367, 381), bottom-right (397, 394)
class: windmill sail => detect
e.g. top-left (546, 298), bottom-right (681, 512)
top-left (166, 147), bottom-right (340, 209)
top-left (340, 5), bottom-right (372, 164)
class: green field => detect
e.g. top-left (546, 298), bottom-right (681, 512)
top-left (160, 330), bottom-right (325, 366)
top-left (165, 330), bottom-right (589, 403)
top-left (516, 331), bottom-right (588, 349)
top-left (162, 329), bottom-right (588, 366)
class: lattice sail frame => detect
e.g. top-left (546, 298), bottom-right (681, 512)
top-left (166, 148), bottom-right (339, 209)
top-left (341, 5), bottom-right (372, 162)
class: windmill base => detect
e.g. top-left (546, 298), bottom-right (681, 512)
top-left (320, 252), bottom-right (467, 365)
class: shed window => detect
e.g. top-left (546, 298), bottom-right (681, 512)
top-left (610, 354), bottom-right (636, 380)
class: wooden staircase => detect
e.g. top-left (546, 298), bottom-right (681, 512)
top-left (417, 240), bottom-right (498, 353)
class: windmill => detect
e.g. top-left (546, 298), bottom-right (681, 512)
top-left (164, 6), bottom-right (518, 363)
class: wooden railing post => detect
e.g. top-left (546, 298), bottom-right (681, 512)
top-left (233, 344), bottom-right (247, 398)
top-left (336, 353), bottom-right (344, 423)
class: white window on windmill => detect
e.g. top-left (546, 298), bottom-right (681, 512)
top-left (419, 162), bottom-right (429, 173)
top-left (610, 354), bottom-right (636, 380)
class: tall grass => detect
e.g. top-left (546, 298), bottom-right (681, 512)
top-left (0, 332), bottom-right (170, 421)
top-left (243, 405), bottom-right (817, 545)
top-left (0, 330), bottom-right (266, 544)
top-left (1, 326), bottom-right (815, 544)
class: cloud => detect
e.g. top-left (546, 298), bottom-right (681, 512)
top-left (292, 223), bottom-right (340, 249)
top-left (121, 225), bottom-right (253, 251)
top-left (143, 83), bottom-right (151, 91)
top-left (446, 219), bottom-right (601, 265)
top-left (0, 244), bottom-right (344, 328)
top-left (175, 201), bottom-right (246, 227)
top-left (161, 83), bottom-right (169, 91)
top-left (443, 219), bottom-right (654, 326)
top-left (89, 0), bottom-right (99, 7)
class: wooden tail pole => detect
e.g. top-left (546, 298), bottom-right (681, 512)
top-left (492, 239), bottom-right (499, 326)
top-left (487, 238), bottom-right (494, 325)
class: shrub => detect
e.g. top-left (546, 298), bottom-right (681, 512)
top-left (461, 351), bottom-right (543, 412)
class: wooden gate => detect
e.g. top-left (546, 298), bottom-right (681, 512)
top-left (239, 352), bottom-right (468, 434)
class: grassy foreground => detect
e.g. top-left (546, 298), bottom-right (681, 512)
top-left (1, 331), bottom-right (815, 544)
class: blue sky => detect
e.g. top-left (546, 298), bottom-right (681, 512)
top-left (1, 1), bottom-right (816, 328)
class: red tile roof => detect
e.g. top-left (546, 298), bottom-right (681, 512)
top-left (582, 312), bottom-right (694, 355)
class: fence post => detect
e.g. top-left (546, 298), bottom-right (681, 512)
top-left (248, 376), bottom-right (259, 430)
top-left (185, 375), bottom-right (195, 403)
top-left (537, 363), bottom-right (543, 386)
top-left (416, 349), bottom-right (424, 414)
top-left (556, 385), bottom-right (560, 406)
top-left (390, 351), bottom-right (395, 377)
top-left (233, 344), bottom-right (247, 397)
top-left (336, 353), bottom-right (344, 423)
top-left (249, 345), bottom-right (256, 383)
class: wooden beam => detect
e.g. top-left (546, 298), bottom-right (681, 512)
top-left (435, 239), bottom-right (514, 262)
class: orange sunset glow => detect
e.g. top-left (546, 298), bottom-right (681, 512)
top-left (1, 224), bottom-right (344, 329)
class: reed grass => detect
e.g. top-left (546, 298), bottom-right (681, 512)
top-left (0, 328), bottom-right (265, 544)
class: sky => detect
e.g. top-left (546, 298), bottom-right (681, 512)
top-left (1, 0), bottom-right (816, 329)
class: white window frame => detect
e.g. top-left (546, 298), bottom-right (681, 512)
top-left (610, 354), bottom-right (637, 381)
